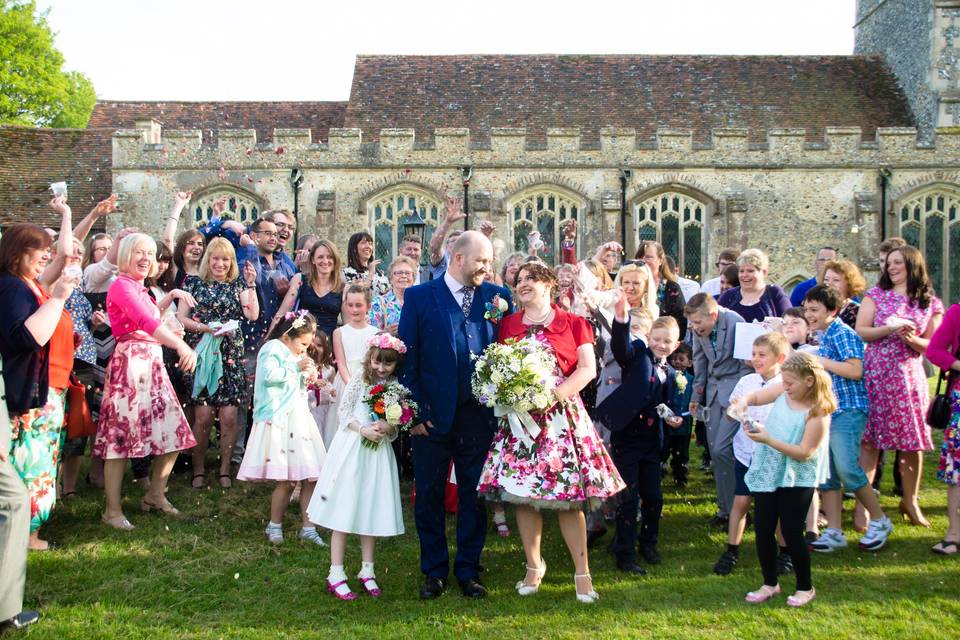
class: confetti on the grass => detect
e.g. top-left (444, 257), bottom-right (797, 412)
top-left (234, 573), bottom-right (240, 580)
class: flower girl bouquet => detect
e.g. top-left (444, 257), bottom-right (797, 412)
top-left (361, 382), bottom-right (418, 450)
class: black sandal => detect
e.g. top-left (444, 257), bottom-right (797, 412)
top-left (191, 473), bottom-right (206, 489)
top-left (219, 474), bottom-right (232, 489)
top-left (932, 539), bottom-right (959, 555)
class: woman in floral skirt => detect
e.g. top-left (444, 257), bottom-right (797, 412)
top-left (478, 262), bottom-right (624, 604)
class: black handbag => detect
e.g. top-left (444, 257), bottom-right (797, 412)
top-left (927, 344), bottom-right (960, 430)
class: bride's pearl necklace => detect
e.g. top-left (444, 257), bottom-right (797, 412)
top-left (523, 307), bottom-right (553, 324)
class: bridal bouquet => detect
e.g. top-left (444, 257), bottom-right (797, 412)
top-left (362, 381), bottom-right (418, 450)
top-left (471, 337), bottom-right (558, 447)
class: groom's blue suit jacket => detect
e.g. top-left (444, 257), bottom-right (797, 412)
top-left (398, 276), bottom-right (512, 434)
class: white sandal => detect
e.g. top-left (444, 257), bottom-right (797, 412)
top-left (516, 559), bottom-right (546, 595)
top-left (574, 573), bottom-right (598, 603)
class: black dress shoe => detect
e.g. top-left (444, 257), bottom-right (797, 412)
top-left (707, 513), bottom-right (729, 527)
top-left (420, 576), bottom-right (447, 600)
top-left (458, 577), bottom-right (487, 598)
top-left (586, 526), bottom-right (607, 549)
top-left (616, 560), bottom-right (647, 575)
top-left (1, 610), bottom-right (40, 630)
top-left (639, 545), bottom-right (662, 565)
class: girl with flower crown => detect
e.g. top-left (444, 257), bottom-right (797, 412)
top-left (307, 332), bottom-right (407, 600)
top-left (237, 311), bottom-right (327, 545)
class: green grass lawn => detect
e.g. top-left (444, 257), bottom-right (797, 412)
top-left (23, 430), bottom-right (960, 640)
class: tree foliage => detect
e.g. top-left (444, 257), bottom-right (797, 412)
top-left (0, 1), bottom-right (96, 127)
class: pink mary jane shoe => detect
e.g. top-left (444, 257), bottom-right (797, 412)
top-left (787, 588), bottom-right (816, 607)
top-left (327, 579), bottom-right (357, 601)
top-left (744, 584), bottom-right (781, 604)
top-left (359, 576), bottom-right (382, 597)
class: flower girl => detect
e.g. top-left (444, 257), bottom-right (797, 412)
top-left (237, 311), bottom-right (328, 546)
top-left (307, 333), bottom-right (408, 600)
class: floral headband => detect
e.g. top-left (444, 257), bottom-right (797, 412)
top-left (369, 333), bottom-right (407, 354)
top-left (283, 310), bottom-right (310, 334)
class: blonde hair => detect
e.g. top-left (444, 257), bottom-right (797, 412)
top-left (614, 262), bottom-right (659, 313)
top-left (753, 331), bottom-right (791, 358)
top-left (737, 248), bottom-right (770, 273)
top-left (388, 255), bottom-right (418, 277)
top-left (651, 315), bottom-right (680, 339)
top-left (823, 259), bottom-right (867, 299)
top-left (683, 292), bottom-right (719, 317)
top-left (343, 282), bottom-right (372, 307)
top-left (583, 259), bottom-right (614, 291)
top-left (198, 237), bottom-right (239, 282)
top-left (781, 351), bottom-right (837, 418)
top-left (117, 233), bottom-right (159, 279)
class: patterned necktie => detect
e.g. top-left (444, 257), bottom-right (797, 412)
top-left (461, 286), bottom-right (475, 317)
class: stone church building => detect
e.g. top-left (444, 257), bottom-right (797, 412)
top-left (2, 0), bottom-right (960, 299)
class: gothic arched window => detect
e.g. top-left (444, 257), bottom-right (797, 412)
top-left (895, 186), bottom-right (960, 301)
top-left (633, 190), bottom-right (707, 280)
top-left (508, 187), bottom-right (584, 264)
top-left (366, 186), bottom-right (441, 265)
top-left (190, 187), bottom-right (262, 223)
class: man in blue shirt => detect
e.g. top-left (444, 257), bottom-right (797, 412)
top-left (790, 246), bottom-right (837, 307)
top-left (803, 285), bottom-right (893, 552)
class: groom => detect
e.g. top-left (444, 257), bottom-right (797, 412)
top-left (399, 230), bottom-right (512, 599)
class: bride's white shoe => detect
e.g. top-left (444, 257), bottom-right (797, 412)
top-left (515, 559), bottom-right (546, 595)
top-left (574, 573), bottom-right (599, 604)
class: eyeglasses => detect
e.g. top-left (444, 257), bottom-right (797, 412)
top-left (392, 270), bottom-right (415, 277)
top-left (274, 222), bottom-right (295, 230)
top-left (716, 260), bottom-right (734, 269)
top-left (256, 231), bottom-right (278, 238)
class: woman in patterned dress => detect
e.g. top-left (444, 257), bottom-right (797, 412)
top-left (856, 245), bottom-right (944, 527)
top-left (93, 233), bottom-right (199, 530)
top-left (0, 208), bottom-right (80, 550)
top-left (342, 231), bottom-right (389, 297)
top-left (176, 238), bottom-right (259, 489)
top-left (478, 262), bottom-right (625, 604)
top-left (368, 256), bottom-right (416, 335)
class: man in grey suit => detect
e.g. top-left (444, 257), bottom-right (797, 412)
top-left (0, 358), bottom-right (39, 631)
top-left (685, 294), bottom-right (751, 524)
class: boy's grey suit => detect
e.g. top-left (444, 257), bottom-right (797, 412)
top-left (0, 358), bottom-right (29, 622)
top-left (690, 309), bottom-right (751, 517)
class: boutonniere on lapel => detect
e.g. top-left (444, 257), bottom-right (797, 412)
top-left (484, 295), bottom-right (509, 324)
top-left (674, 371), bottom-right (687, 394)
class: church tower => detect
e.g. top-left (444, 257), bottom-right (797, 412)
top-left (855, 0), bottom-right (960, 137)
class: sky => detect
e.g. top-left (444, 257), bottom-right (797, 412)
top-left (36, 0), bottom-right (857, 102)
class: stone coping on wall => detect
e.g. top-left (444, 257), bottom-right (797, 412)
top-left (112, 125), bottom-right (960, 170)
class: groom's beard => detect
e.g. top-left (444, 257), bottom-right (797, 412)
top-left (464, 267), bottom-right (486, 286)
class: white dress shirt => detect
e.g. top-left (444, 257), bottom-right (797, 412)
top-left (444, 270), bottom-right (471, 307)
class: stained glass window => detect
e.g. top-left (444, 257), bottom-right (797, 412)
top-left (508, 187), bottom-right (584, 264)
top-left (896, 187), bottom-right (960, 299)
top-left (633, 191), bottom-right (707, 280)
top-left (367, 187), bottom-right (441, 265)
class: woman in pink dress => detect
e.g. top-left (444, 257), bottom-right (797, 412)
top-left (856, 245), bottom-right (944, 527)
top-left (478, 262), bottom-right (624, 604)
top-left (92, 234), bottom-right (199, 530)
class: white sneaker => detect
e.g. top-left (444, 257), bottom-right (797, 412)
top-left (265, 523), bottom-right (284, 544)
top-left (809, 527), bottom-right (847, 553)
top-left (299, 527), bottom-right (327, 546)
top-left (858, 516), bottom-right (893, 551)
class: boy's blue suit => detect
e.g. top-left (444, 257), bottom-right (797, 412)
top-left (595, 318), bottom-right (676, 563)
top-left (398, 276), bottom-right (512, 582)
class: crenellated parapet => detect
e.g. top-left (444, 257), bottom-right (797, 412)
top-left (112, 122), bottom-right (960, 170)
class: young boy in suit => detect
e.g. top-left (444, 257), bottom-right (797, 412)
top-left (597, 291), bottom-right (682, 574)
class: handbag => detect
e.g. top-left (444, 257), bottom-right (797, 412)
top-left (66, 374), bottom-right (95, 439)
top-left (927, 343), bottom-right (960, 430)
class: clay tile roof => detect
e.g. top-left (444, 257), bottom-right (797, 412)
top-left (343, 54), bottom-right (915, 144)
top-left (88, 100), bottom-right (348, 143)
top-left (0, 125), bottom-right (114, 230)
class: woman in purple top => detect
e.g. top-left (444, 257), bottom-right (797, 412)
top-left (717, 248), bottom-right (791, 324)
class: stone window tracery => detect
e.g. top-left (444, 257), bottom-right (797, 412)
top-left (896, 186), bottom-right (960, 301)
top-left (507, 187), bottom-right (583, 264)
top-left (633, 190), bottom-right (706, 280)
top-left (191, 188), bottom-right (262, 223)
top-left (366, 186), bottom-right (440, 265)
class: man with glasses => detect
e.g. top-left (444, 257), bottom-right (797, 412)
top-left (700, 249), bottom-right (740, 298)
top-left (262, 210), bottom-right (298, 274)
top-left (789, 246), bottom-right (838, 307)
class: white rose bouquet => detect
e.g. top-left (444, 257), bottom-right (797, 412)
top-left (471, 336), bottom-right (558, 447)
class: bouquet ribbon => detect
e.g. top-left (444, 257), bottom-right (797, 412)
top-left (495, 405), bottom-right (541, 448)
